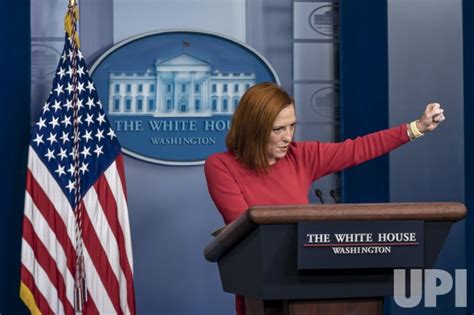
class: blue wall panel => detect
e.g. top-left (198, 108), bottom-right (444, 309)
top-left (463, 0), bottom-right (474, 313)
top-left (0, 1), bottom-right (31, 314)
top-left (339, 0), bottom-right (389, 203)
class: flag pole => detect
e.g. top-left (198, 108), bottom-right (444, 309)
top-left (65, 2), bottom-right (87, 313)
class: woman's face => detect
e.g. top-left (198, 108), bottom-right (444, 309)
top-left (266, 105), bottom-right (296, 165)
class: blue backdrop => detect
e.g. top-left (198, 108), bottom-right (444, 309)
top-left (339, 0), bottom-right (389, 203)
top-left (0, 1), bottom-right (30, 314)
top-left (463, 0), bottom-right (474, 313)
top-left (0, 1), bottom-right (470, 314)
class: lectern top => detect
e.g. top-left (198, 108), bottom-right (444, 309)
top-left (248, 202), bottom-right (466, 224)
top-left (204, 202), bottom-right (466, 262)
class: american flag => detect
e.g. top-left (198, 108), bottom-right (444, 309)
top-left (20, 9), bottom-right (136, 315)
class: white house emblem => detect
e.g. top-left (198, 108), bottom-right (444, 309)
top-left (309, 4), bottom-right (339, 37)
top-left (91, 31), bottom-right (278, 165)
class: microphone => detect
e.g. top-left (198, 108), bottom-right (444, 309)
top-left (330, 189), bottom-right (340, 204)
top-left (314, 189), bottom-right (325, 204)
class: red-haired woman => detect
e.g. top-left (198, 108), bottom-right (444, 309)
top-left (204, 82), bottom-right (444, 315)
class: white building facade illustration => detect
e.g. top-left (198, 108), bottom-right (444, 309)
top-left (108, 53), bottom-right (256, 117)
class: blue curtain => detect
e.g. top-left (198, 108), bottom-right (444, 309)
top-left (0, 1), bottom-right (31, 314)
top-left (463, 0), bottom-right (474, 313)
top-left (339, 0), bottom-right (389, 203)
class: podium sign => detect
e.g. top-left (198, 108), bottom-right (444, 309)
top-left (297, 220), bottom-right (424, 270)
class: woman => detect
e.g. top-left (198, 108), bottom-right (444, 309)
top-left (204, 82), bottom-right (444, 315)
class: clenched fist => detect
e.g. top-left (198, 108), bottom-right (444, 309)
top-left (416, 103), bottom-right (445, 133)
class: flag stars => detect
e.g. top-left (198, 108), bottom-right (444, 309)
top-left (53, 83), bottom-right (64, 96)
top-left (61, 115), bottom-right (72, 128)
top-left (36, 117), bottom-right (47, 130)
top-left (66, 66), bottom-right (74, 78)
top-left (32, 134), bottom-right (44, 146)
top-left (79, 162), bottom-right (89, 174)
top-left (85, 113), bottom-right (94, 126)
top-left (77, 50), bottom-right (84, 61)
top-left (60, 131), bottom-right (70, 144)
top-left (55, 164), bottom-right (66, 177)
top-left (82, 130), bottom-right (93, 143)
top-left (77, 66), bottom-right (85, 78)
top-left (57, 147), bottom-right (68, 160)
top-left (67, 163), bottom-right (76, 176)
top-left (86, 97), bottom-right (95, 110)
top-left (44, 148), bottom-right (56, 161)
top-left (80, 146), bottom-right (91, 158)
top-left (76, 98), bottom-right (84, 111)
top-left (66, 180), bottom-right (75, 193)
top-left (63, 99), bottom-right (73, 111)
top-left (52, 100), bottom-right (62, 112)
top-left (94, 144), bottom-right (104, 157)
top-left (49, 116), bottom-right (60, 129)
top-left (30, 36), bottom-right (122, 200)
top-left (96, 113), bottom-right (106, 125)
top-left (57, 67), bottom-right (66, 79)
top-left (46, 132), bottom-right (58, 145)
top-left (66, 82), bottom-right (74, 94)
top-left (86, 81), bottom-right (95, 93)
top-left (77, 81), bottom-right (85, 94)
top-left (42, 102), bottom-right (50, 114)
top-left (107, 128), bottom-right (116, 140)
top-left (95, 129), bottom-right (105, 142)
top-left (67, 49), bottom-right (75, 62)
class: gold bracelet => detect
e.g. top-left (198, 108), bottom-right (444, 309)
top-left (409, 120), bottom-right (424, 140)
top-left (406, 124), bottom-right (414, 140)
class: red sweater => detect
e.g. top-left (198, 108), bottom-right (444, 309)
top-left (204, 124), bottom-right (410, 314)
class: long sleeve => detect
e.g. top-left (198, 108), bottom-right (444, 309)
top-left (204, 154), bottom-right (249, 224)
top-left (303, 124), bottom-right (410, 180)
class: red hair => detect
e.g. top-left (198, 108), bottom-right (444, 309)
top-left (226, 82), bottom-right (294, 171)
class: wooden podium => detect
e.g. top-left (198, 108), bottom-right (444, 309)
top-left (204, 203), bottom-right (466, 315)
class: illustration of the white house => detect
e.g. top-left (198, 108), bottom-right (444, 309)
top-left (108, 53), bottom-right (256, 117)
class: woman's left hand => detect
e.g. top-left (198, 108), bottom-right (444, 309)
top-left (417, 103), bottom-right (445, 133)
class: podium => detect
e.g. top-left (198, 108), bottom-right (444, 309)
top-left (204, 203), bottom-right (466, 315)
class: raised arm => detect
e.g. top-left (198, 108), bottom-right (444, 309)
top-left (309, 103), bottom-right (445, 179)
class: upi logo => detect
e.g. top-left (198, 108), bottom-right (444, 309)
top-left (393, 269), bottom-right (467, 308)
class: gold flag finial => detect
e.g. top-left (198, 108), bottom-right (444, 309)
top-left (64, 2), bottom-right (80, 48)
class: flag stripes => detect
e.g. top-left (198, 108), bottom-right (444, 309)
top-left (20, 20), bottom-right (136, 313)
top-left (21, 241), bottom-right (64, 314)
top-left (21, 266), bottom-right (54, 315)
top-left (81, 200), bottom-right (124, 315)
top-left (82, 246), bottom-right (116, 314)
top-left (90, 179), bottom-right (133, 313)
top-left (22, 217), bottom-right (75, 314)
top-left (26, 169), bottom-right (77, 273)
top-left (22, 150), bottom-right (135, 314)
